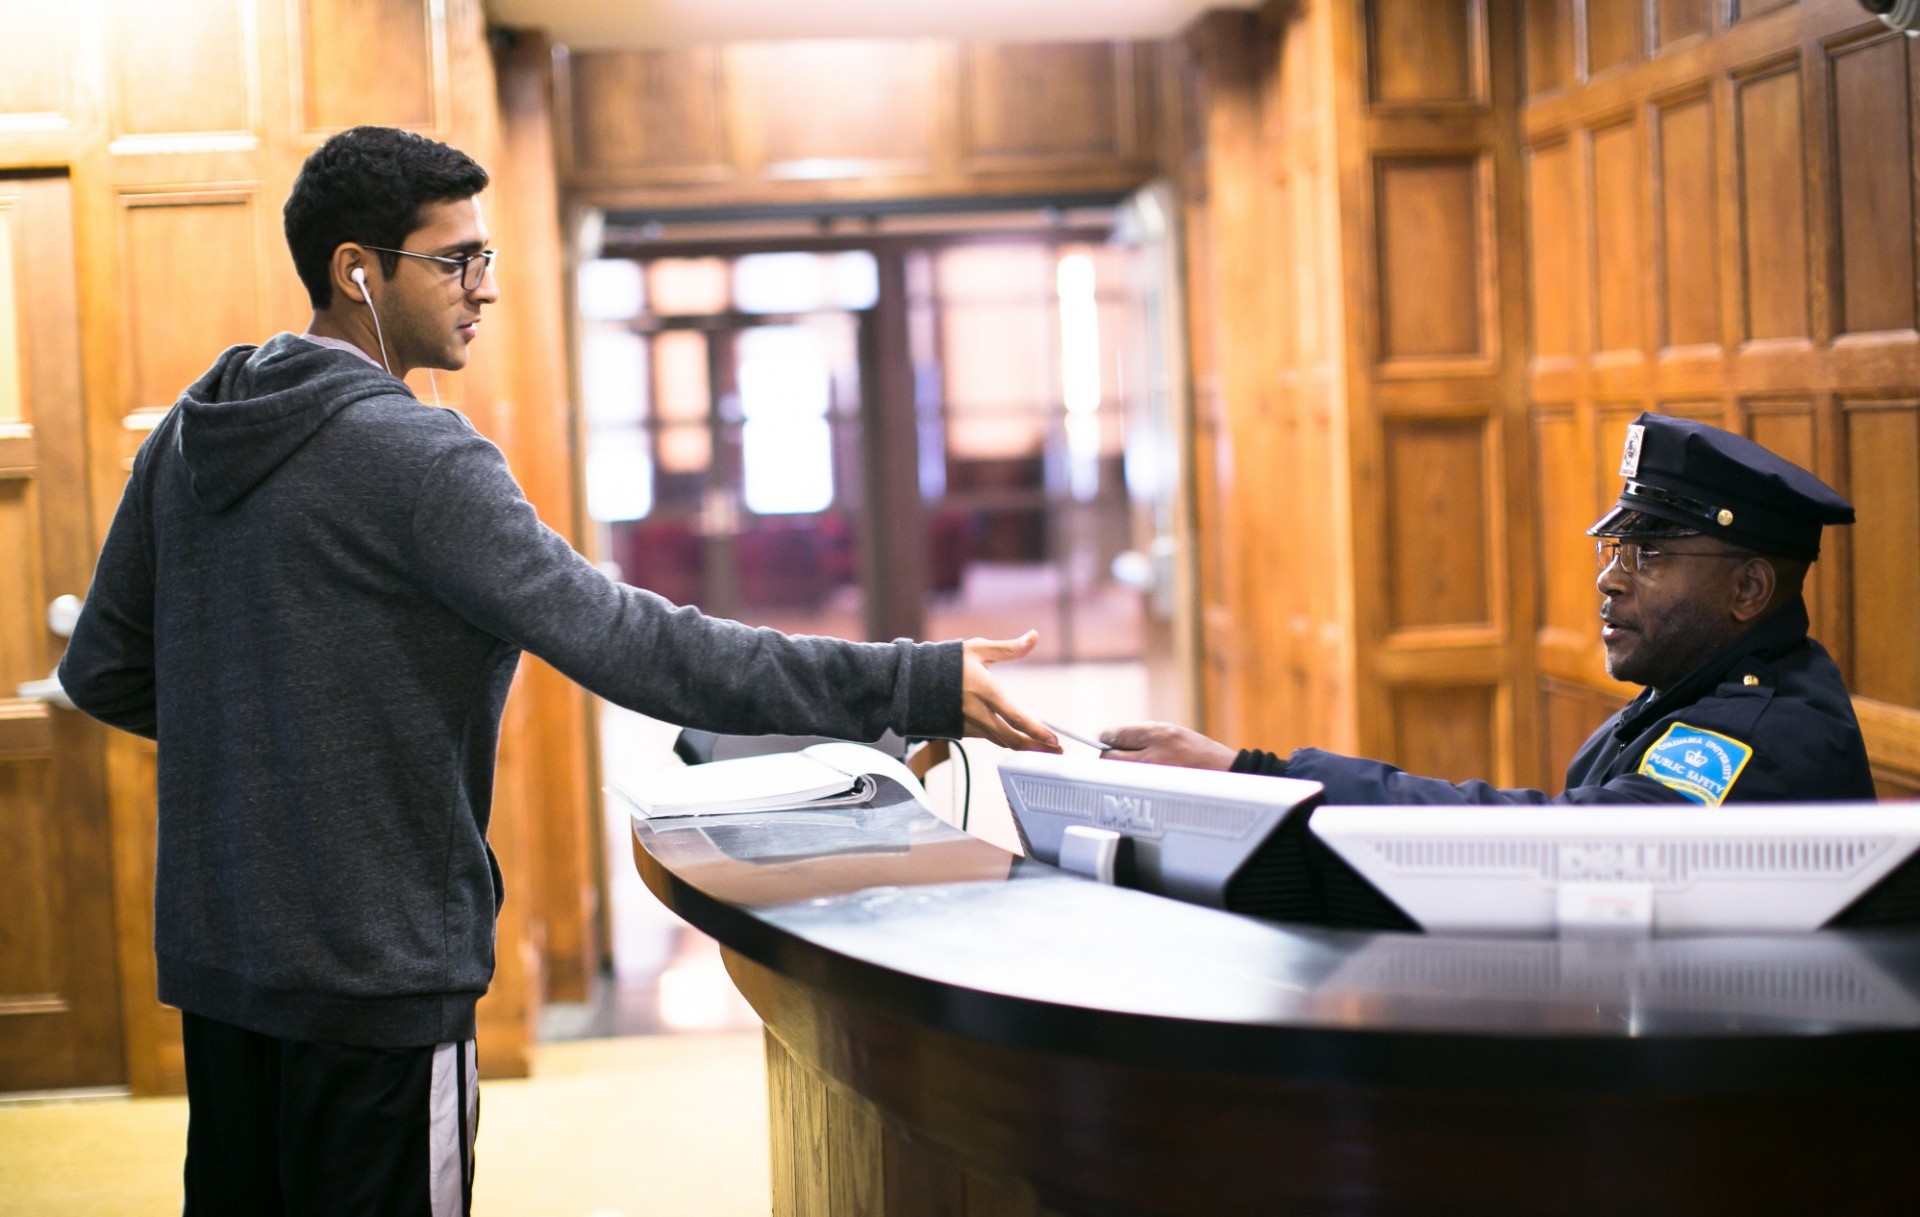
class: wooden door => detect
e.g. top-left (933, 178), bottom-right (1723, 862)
top-left (0, 174), bottom-right (124, 1091)
top-left (1113, 181), bottom-right (1200, 725)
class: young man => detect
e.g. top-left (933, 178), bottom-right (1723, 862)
top-left (1104, 413), bottom-right (1875, 804)
top-left (59, 126), bottom-right (1059, 1216)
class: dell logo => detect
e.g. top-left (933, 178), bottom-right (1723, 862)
top-left (1097, 792), bottom-right (1162, 836)
top-left (1558, 842), bottom-right (1671, 882)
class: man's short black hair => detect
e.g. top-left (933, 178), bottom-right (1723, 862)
top-left (284, 126), bottom-right (489, 309)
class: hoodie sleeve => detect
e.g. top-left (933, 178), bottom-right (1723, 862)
top-left (407, 432), bottom-right (964, 742)
top-left (60, 435), bottom-right (160, 739)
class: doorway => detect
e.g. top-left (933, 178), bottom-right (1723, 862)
top-left (579, 252), bottom-right (875, 639)
top-left (0, 174), bottom-right (124, 1091)
top-left (559, 204), bottom-right (1175, 1038)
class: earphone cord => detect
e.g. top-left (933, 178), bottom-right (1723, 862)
top-left (357, 276), bottom-right (395, 377)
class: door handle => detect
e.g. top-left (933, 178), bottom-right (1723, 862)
top-left (16, 595), bottom-right (82, 709)
top-left (17, 675), bottom-right (74, 710)
top-left (47, 594), bottom-right (82, 639)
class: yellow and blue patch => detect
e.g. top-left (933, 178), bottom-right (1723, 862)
top-left (1637, 722), bottom-right (1754, 805)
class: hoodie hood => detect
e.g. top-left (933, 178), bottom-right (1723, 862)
top-left (176, 332), bottom-right (408, 512)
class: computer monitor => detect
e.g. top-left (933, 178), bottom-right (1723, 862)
top-left (998, 752), bottom-right (1413, 926)
top-left (1310, 804), bottom-right (1920, 935)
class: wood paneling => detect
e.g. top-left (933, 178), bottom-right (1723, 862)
top-left (1177, 0), bottom-right (1527, 775)
top-left (108, 739), bottom-right (182, 1094)
top-left (493, 32), bottom-right (599, 1004)
top-left (0, 479), bottom-right (42, 700)
top-left (1385, 417), bottom-right (1494, 630)
top-left (1540, 676), bottom-right (1608, 792)
top-left (960, 42), bottom-right (1133, 168)
top-left (1376, 157), bottom-right (1485, 361)
top-left (1368, 0), bottom-right (1479, 104)
top-left (1515, 3), bottom-right (1920, 791)
top-left (563, 39), bottom-right (1156, 208)
top-left (1526, 140), bottom-right (1576, 359)
top-left (1656, 0), bottom-right (1714, 52)
top-left (0, 176), bottom-right (124, 1092)
top-left (1179, 0), bottom-right (1919, 795)
top-left (1742, 399), bottom-right (1828, 635)
top-left (1586, 0), bottom-right (1643, 77)
top-left (1655, 92), bottom-right (1718, 348)
top-left (1589, 118), bottom-right (1645, 355)
top-left (0, 207), bottom-right (19, 424)
top-left (0, 758), bottom-right (57, 982)
top-left (1524, 0), bottom-right (1575, 98)
top-left (0, 8), bottom-right (72, 129)
top-left (300, 0), bottom-right (438, 132)
top-left (119, 192), bottom-right (261, 415)
top-left (758, 42), bottom-right (940, 179)
top-left (1844, 402), bottom-right (1920, 708)
top-left (1392, 685), bottom-right (1498, 782)
top-left (1829, 32), bottom-right (1916, 337)
top-left (757, 995), bottom-right (1070, 1217)
top-left (1736, 61), bottom-right (1810, 342)
top-left (1732, 0), bottom-right (1799, 22)
top-left (566, 50), bottom-right (731, 182)
top-left (1176, 12), bottom-right (1269, 747)
top-left (112, 0), bottom-right (252, 141)
top-left (1532, 406), bottom-right (1594, 641)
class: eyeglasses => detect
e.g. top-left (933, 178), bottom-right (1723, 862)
top-left (1595, 539), bottom-right (1753, 575)
top-left (361, 245), bottom-right (497, 291)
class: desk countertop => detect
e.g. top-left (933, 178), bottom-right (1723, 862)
top-left (627, 781), bottom-right (1920, 1092)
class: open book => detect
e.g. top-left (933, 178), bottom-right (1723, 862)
top-left (615, 741), bottom-right (925, 819)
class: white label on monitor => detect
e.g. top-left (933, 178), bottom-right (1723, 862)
top-left (1556, 881), bottom-right (1654, 934)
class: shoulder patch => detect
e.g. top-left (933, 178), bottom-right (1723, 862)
top-left (1636, 722), bottom-right (1754, 805)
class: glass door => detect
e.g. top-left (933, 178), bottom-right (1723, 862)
top-left (578, 253), bottom-right (876, 637)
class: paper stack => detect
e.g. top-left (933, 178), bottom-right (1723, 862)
top-left (617, 742), bottom-right (919, 819)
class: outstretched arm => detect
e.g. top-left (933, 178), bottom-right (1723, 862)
top-left (1097, 722), bottom-right (1681, 805)
top-left (1100, 721), bottom-right (1235, 770)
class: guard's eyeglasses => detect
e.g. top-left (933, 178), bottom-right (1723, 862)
top-left (1595, 540), bottom-right (1752, 575)
top-left (362, 245), bottom-right (497, 291)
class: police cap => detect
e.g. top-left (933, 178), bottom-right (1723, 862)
top-left (1586, 413), bottom-right (1853, 560)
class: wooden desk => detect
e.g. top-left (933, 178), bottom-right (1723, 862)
top-left (627, 783), bottom-right (1920, 1216)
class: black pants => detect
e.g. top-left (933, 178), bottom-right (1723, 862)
top-left (181, 1011), bottom-right (477, 1217)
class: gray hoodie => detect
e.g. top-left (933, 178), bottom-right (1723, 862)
top-left (61, 333), bottom-right (961, 1046)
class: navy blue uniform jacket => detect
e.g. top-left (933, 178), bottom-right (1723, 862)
top-left (1232, 600), bottom-right (1876, 804)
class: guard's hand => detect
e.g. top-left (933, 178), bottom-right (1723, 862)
top-left (959, 631), bottom-right (1061, 752)
top-left (1101, 722), bottom-right (1236, 771)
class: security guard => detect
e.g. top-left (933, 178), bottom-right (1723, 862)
top-left (1104, 412), bottom-right (1877, 803)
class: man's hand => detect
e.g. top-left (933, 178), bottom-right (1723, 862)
top-left (1100, 722), bottom-right (1236, 770)
top-left (959, 632), bottom-right (1061, 752)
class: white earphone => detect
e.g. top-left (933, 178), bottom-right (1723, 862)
top-left (350, 265), bottom-right (395, 376)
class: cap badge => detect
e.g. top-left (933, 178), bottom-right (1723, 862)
top-left (1716, 509), bottom-right (1733, 526)
top-left (1620, 424), bottom-right (1645, 477)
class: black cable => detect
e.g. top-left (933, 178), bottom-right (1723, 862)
top-left (910, 736), bottom-right (972, 831)
top-left (956, 740), bottom-right (972, 832)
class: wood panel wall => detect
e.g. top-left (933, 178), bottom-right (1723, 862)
top-left (558, 40), bottom-right (1162, 210)
top-left (1168, 14), bottom-right (1275, 756)
top-left (1179, 0), bottom-right (1918, 796)
top-left (1178, 0), bottom-right (1533, 781)
top-left (0, 0), bottom-right (587, 1090)
top-left (1519, 0), bottom-right (1920, 795)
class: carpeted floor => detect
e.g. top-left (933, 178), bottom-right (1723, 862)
top-left (0, 1033), bottom-right (770, 1217)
